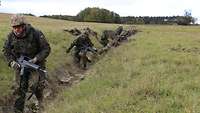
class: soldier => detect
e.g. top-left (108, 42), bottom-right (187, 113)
top-left (115, 26), bottom-right (123, 36)
top-left (100, 30), bottom-right (120, 47)
top-left (100, 30), bottom-right (110, 47)
top-left (64, 28), bottom-right (81, 36)
top-left (83, 27), bottom-right (98, 37)
top-left (3, 14), bottom-right (51, 113)
top-left (117, 30), bottom-right (129, 42)
top-left (66, 31), bottom-right (96, 64)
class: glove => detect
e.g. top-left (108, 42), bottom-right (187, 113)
top-left (10, 61), bottom-right (20, 70)
top-left (29, 57), bottom-right (38, 64)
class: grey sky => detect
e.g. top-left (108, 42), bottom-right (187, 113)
top-left (0, 0), bottom-right (199, 22)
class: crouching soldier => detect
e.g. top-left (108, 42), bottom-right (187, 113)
top-left (100, 30), bottom-right (110, 47)
top-left (3, 14), bottom-right (51, 113)
top-left (66, 31), bottom-right (97, 68)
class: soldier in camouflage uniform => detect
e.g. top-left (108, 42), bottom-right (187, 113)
top-left (3, 14), bottom-right (51, 113)
top-left (99, 26), bottom-right (123, 47)
top-left (66, 31), bottom-right (96, 64)
top-left (100, 30), bottom-right (110, 47)
top-left (99, 30), bottom-right (116, 47)
top-left (64, 28), bottom-right (82, 36)
top-left (115, 26), bottom-right (123, 36)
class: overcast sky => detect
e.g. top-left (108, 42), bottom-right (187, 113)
top-left (0, 0), bottom-right (200, 23)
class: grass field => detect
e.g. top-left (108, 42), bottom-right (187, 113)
top-left (44, 25), bottom-right (200, 113)
top-left (1, 13), bottom-right (200, 113)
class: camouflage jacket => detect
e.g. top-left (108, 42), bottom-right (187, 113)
top-left (101, 30), bottom-right (116, 40)
top-left (115, 26), bottom-right (123, 35)
top-left (3, 24), bottom-right (51, 67)
top-left (67, 34), bottom-right (94, 52)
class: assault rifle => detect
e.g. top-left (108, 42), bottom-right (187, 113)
top-left (17, 56), bottom-right (47, 76)
top-left (17, 55), bottom-right (47, 100)
top-left (86, 46), bottom-right (98, 54)
top-left (81, 45), bottom-right (98, 55)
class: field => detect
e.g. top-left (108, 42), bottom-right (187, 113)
top-left (1, 13), bottom-right (200, 113)
top-left (0, 13), bottom-right (118, 98)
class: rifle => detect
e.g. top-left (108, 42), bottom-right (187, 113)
top-left (17, 55), bottom-right (47, 100)
top-left (17, 56), bottom-right (47, 76)
top-left (85, 46), bottom-right (98, 54)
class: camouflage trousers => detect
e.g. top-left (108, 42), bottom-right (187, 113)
top-left (100, 38), bottom-right (109, 47)
top-left (73, 49), bottom-right (81, 63)
top-left (13, 68), bottom-right (46, 113)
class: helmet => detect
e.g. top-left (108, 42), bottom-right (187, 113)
top-left (11, 14), bottom-right (26, 27)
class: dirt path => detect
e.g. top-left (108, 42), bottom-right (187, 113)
top-left (0, 59), bottom-right (96, 113)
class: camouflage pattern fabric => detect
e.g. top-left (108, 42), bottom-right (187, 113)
top-left (115, 26), bottom-right (123, 35)
top-left (100, 30), bottom-right (116, 47)
top-left (67, 33), bottom-right (94, 63)
top-left (11, 14), bottom-right (27, 27)
top-left (3, 24), bottom-right (50, 113)
top-left (64, 28), bottom-right (81, 36)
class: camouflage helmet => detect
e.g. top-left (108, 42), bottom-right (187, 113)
top-left (11, 14), bottom-right (26, 27)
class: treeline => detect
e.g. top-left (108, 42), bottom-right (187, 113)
top-left (41, 15), bottom-right (75, 21)
top-left (40, 7), bottom-right (121, 23)
top-left (40, 7), bottom-right (197, 25)
top-left (21, 13), bottom-right (36, 16)
top-left (121, 16), bottom-right (196, 25)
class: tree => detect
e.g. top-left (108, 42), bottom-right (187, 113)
top-left (176, 9), bottom-right (196, 25)
top-left (76, 7), bottom-right (121, 23)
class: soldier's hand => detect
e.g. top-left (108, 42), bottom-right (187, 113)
top-left (10, 61), bottom-right (20, 70)
top-left (29, 57), bottom-right (38, 64)
top-left (92, 47), bottom-right (97, 52)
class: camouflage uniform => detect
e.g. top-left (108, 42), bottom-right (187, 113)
top-left (66, 32), bottom-right (94, 63)
top-left (65, 28), bottom-right (81, 36)
top-left (3, 15), bottom-right (51, 113)
top-left (115, 26), bottom-right (123, 35)
top-left (100, 29), bottom-right (119, 47)
top-left (118, 30), bottom-right (129, 42)
top-left (100, 30), bottom-right (109, 47)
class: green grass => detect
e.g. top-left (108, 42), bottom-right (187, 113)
top-left (0, 14), bottom-right (13, 96)
top-left (1, 13), bottom-right (200, 112)
top-left (45, 25), bottom-right (200, 113)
